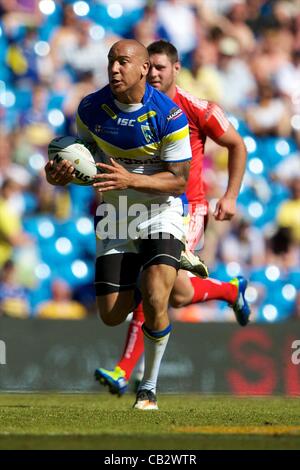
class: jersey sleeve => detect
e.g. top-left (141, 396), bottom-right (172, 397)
top-left (76, 98), bottom-right (95, 143)
top-left (201, 102), bottom-right (230, 140)
top-left (160, 107), bottom-right (192, 163)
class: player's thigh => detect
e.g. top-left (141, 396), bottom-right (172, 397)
top-left (95, 252), bottom-right (141, 325)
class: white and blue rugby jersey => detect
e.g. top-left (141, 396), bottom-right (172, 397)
top-left (76, 83), bottom-right (191, 209)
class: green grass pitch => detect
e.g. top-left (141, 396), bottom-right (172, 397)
top-left (0, 393), bottom-right (300, 450)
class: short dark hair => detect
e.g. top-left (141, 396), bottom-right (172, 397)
top-left (147, 40), bottom-right (179, 64)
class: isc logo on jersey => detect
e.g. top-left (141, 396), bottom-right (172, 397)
top-left (117, 118), bottom-right (136, 126)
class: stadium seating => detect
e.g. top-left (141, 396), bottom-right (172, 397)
top-left (1, 1), bottom-right (299, 320)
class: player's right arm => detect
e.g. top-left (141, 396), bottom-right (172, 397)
top-left (212, 124), bottom-right (247, 221)
top-left (202, 102), bottom-right (247, 221)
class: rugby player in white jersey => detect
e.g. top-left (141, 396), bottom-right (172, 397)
top-left (45, 39), bottom-right (192, 410)
top-left (94, 40), bottom-right (250, 400)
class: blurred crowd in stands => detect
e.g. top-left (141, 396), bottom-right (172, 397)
top-left (0, 0), bottom-right (299, 322)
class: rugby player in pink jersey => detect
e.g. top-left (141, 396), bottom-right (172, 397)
top-left (95, 41), bottom-right (250, 406)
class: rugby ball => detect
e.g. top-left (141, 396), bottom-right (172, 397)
top-left (48, 136), bottom-right (97, 186)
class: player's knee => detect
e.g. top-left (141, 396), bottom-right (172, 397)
top-left (98, 310), bottom-right (124, 327)
top-left (96, 303), bottom-right (126, 326)
top-left (169, 292), bottom-right (186, 308)
top-left (143, 293), bottom-right (168, 325)
top-left (96, 292), bottom-right (134, 326)
top-left (143, 292), bottom-right (167, 316)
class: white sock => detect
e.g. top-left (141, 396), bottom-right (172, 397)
top-left (138, 325), bottom-right (171, 394)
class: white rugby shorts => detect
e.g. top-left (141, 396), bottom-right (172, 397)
top-left (95, 198), bottom-right (186, 258)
